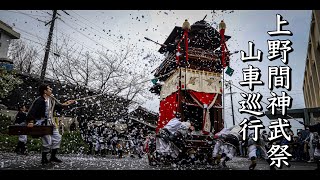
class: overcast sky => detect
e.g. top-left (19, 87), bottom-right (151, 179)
top-left (0, 10), bottom-right (312, 133)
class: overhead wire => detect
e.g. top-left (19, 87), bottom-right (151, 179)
top-left (59, 20), bottom-right (119, 55)
top-left (66, 11), bottom-right (125, 48)
top-left (224, 79), bottom-right (305, 124)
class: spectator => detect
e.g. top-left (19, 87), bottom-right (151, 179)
top-left (313, 133), bottom-right (320, 170)
top-left (292, 136), bottom-right (300, 161)
top-left (306, 123), bottom-right (320, 170)
top-left (305, 127), bottom-right (315, 162)
top-left (14, 105), bottom-right (28, 155)
top-left (117, 140), bottom-right (123, 158)
top-left (296, 132), bottom-right (304, 161)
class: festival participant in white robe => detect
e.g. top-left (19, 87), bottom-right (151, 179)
top-left (156, 112), bottom-right (194, 160)
top-left (313, 134), bottom-right (320, 170)
top-left (220, 131), bottom-right (240, 167)
top-left (306, 123), bottom-right (320, 170)
top-left (247, 116), bottom-right (276, 170)
top-left (212, 128), bottom-right (229, 165)
top-left (93, 124), bottom-right (103, 156)
top-left (212, 126), bottom-right (240, 167)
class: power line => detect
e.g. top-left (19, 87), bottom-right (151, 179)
top-left (15, 23), bottom-right (97, 56)
top-left (59, 20), bottom-right (119, 55)
top-left (15, 24), bottom-right (127, 63)
top-left (21, 37), bottom-right (45, 46)
top-left (3, 10), bottom-right (50, 18)
top-left (21, 37), bottom-right (62, 60)
top-left (17, 27), bottom-right (117, 68)
top-left (65, 11), bottom-right (125, 49)
top-left (20, 36), bottom-right (155, 101)
top-left (11, 11), bottom-right (119, 71)
top-left (8, 10), bottom-right (157, 66)
top-left (13, 26), bottom-right (48, 45)
top-left (39, 10), bottom-right (50, 15)
top-left (70, 10), bottom-right (133, 48)
top-left (67, 11), bottom-right (152, 60)
top-left (2, 10), bottom-right (48, 23)
top-left (225, 79), bottom-right (304, 124)
top-left (60, 13), bottom-right (123, 50)
top-left (15, 29), bottom-right (67, 60)
top-left (55, 30), bottom-right (99, 53)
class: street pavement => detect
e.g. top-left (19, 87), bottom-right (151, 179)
top-left (0, 152), bottom-right (317, 170)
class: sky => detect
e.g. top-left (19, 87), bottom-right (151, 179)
top-left (0, 10), bottom-right (312, 134)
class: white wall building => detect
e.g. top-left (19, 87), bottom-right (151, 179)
top-left (0, 20), bottom-right (20, 65)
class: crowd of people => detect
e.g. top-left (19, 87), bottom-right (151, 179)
top-left (152, 115), bottom-right (320, 170)
top-left (12, 83), bottom-right (152, 162)
top-left (10, 84), bottom-right (320, 170)
top-left (80, 120), bottom-right (149, 159)
top-left (236, 116), bottom-right (320, 170)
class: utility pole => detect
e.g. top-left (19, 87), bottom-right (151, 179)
top-left (40, 10), bottom-right (57, 81)
top-left (229, 80), bottom-right (235, 126)
top-left (222, 67), bottom-right (225, 128)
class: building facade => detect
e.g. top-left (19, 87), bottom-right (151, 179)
top-left (303, 10), bottom-right (320, 124)
top-left (0, 20), bottom-right (20, 67)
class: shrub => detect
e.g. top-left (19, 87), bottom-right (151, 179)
top-left (0, 134), bottom-right (19, 152)
top-left (0, 130), bottom-right (88, 154)
top-left (60, 131), bottom-right (88, 154)
top-left (0, 68), bottom-right (22, 99)
top-left (0, 113), bottom-right (12, 134)
top-left (27, 137), bottom-right (42, 152)
top-left (0, 134), bottom-right (42, 153)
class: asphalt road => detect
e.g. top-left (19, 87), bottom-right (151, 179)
top-left (0, 152), bottom-right (317, 170)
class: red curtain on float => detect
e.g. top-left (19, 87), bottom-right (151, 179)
top-left (156, 92), bottom-right (179, 133)
top-left (188, 91), bottom-right (216, 105)
top-left (188, 90), bottom-right (218, 134)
